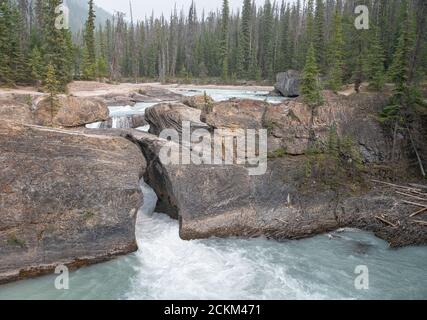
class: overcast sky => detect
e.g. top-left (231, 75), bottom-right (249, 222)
top-left (93, 0), bottom-right (275, 20)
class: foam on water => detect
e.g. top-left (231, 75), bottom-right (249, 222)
top-left (172, 88), bottom-right (287, 104)
top-left (0, 180), bottom-right (426, 300)
top-left (109, 102), bottom-right (157, 117)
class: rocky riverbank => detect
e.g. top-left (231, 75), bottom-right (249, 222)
top-left (0, 121), bottom-right (145, 284)
top-left (0, 82), bottom-right (426, 284)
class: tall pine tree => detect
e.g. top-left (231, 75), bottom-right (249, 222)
top-left (301, 43), bottom-right (323, 107)
top-left (328, 10), bottom-right (344, 92)
top-left (83, 0), bottom-right (96, 80)
top-left (314, 0), bottom-right (326, 73)
top-left (220, 0), bottom-right (230, 81)
top-left (239, 0), bottom-right (252, 77)
top-left (41, 0), bottom-right (74, 91)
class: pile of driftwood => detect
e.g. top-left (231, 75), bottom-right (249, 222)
top-left (372, 179), bottom-right (427, 227)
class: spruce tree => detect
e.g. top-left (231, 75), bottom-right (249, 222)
top-left (82, 47), bottom-right (96, 80)
top-left (97, 56), bottom-right (109, 78)
top-left (301, 44), bottom-right (323, 107)
top-left (44, 63), bottom-right (60, 125)
top-left (381, 2), bottom-right (424, 176)
top-left (0, 1), bottom-right (14, 85)
top-left (305, 0), bottom-right (315, 45)
top-left (314, 0), bottom-right (326, 73)
top-left (366, 25), bottom-right (385, 91)
top-left (277, 3), bottom-right (291, 72)
top-left (41, 0), bottom-right (74, 91)
top-left (261, 0), bottom-right (274, 79)
top-left (388, 2), bottom-right (415, 92)
top-left (328, 10), bottom-right (344, 92)
top-left (239, 0), bottom-right (252, 77)
top-left (30, 46), bottom-right (43, 88)
top-left (84, 0), bottom-right (97, 79)
top-left (220, 0), bottom-right (230, 81)
top-left (10, 5), bottom-right (27, 84)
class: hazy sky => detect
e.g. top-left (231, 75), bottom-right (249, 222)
top-left (94, 0), bottom-right (271, 20)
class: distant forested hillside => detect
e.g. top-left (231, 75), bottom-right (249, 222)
top-left (1, 0), bottom-right (426, 91)
top-left (65, 0), bottom-right (111, 32)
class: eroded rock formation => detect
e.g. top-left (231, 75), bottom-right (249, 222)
top-left (34, 96), bottom-right (109, 127)
top-left (0, 121), bottom-right (146, 284)
top-left (124, 91), bottom-right (426, 248)
top-left (0, 100), bottom-right (34, 125)
top-left (145, 102), bottom-right (209, 136)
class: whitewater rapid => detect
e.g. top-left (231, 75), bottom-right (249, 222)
top-left (0, 180), bottom-right (426, 300)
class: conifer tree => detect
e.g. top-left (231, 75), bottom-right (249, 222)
top-left (314, 0), bottom-right (326, 73)
top-left (366, 25), bottom-right (385, 91)
top-left (83, 0), bottom-right (97, 79)
top-left (381, 1), bottom-right (424, 176)
top-left (301, 44), bottom-right (323, 107)
top-left (30, 46), bottom-right (43, 88)
top-left (239, 0), bottom-right (252, 77)
top-left (44, 63), bottom-right (60, 125)
top-left (0, 1), bottom-right (14, 85)
top-left (328, 10), bottom-right (344, 92)
top-left (41, 0), bottom-right (74, 91)
top-left (220, 0), bottom-right (230, 81)
top-left (388, 2), bottom-right (415, 92)
top-left (277, 3), bottom-right (291, 72)
top-left (261, 0), bottom-right (274, 79)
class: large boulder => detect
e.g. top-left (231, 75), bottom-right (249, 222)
top-left (264, 91), bottom-right (395, 161)
top-left (181, 94), bottom-right (214, 111)
top-left (0, 99), bottom-right (34, 124)
top-left (101, 94), bottom-right (137, 107)
top-left (130, 130), bottom-right (337, 240)
top-left (264, 101), bottom-right (312, 155)
top-left (203, 99), bottom-right (268, 129)
top-left (0, 121), bottom-right (146, 284)
top-left (124, 129), bottom-right (426, 248)
top-left (274, 70), bottom-right (301, 97)
top-left (145, 102), bottom-right (209, 136)
top-left (34, 96), bottom-right (109, 127)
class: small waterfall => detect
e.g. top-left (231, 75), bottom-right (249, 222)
top-left (112, 116), bottom-right (133, 129)
top-left (138, 179), bottom-right (158, 216)
top-left (86, 115), bottom-right (147, 130)
top-left (86, 122), bottom-right (102, 129)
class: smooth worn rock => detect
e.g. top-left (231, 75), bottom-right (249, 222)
top-left (0, 99), bottom-right (34, 124)
top-left (131, 87), bottom-right (182, 103)
top-left (34, 95), bottom-right (109, 127)
top-left (145, 102), bottom-right (209, 136)
top-left (274, 70), bottom-right (301, 97)
top-left (124, 129), bottom-right (426, 248)
top-left (181, 95), bottom-right (214, 111)
top-left (202, 99), bottom-right (268, 130)
top-left (102, 94), bottom-right (136, 106)
top-left (99, 87), bottom-right (182, 106)
top-left (264, 101), bottom-right (312, 155)
top-left (0, 121), bottom-right (146, 284)
top-left (264, 91), bottom-right (395, 160)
